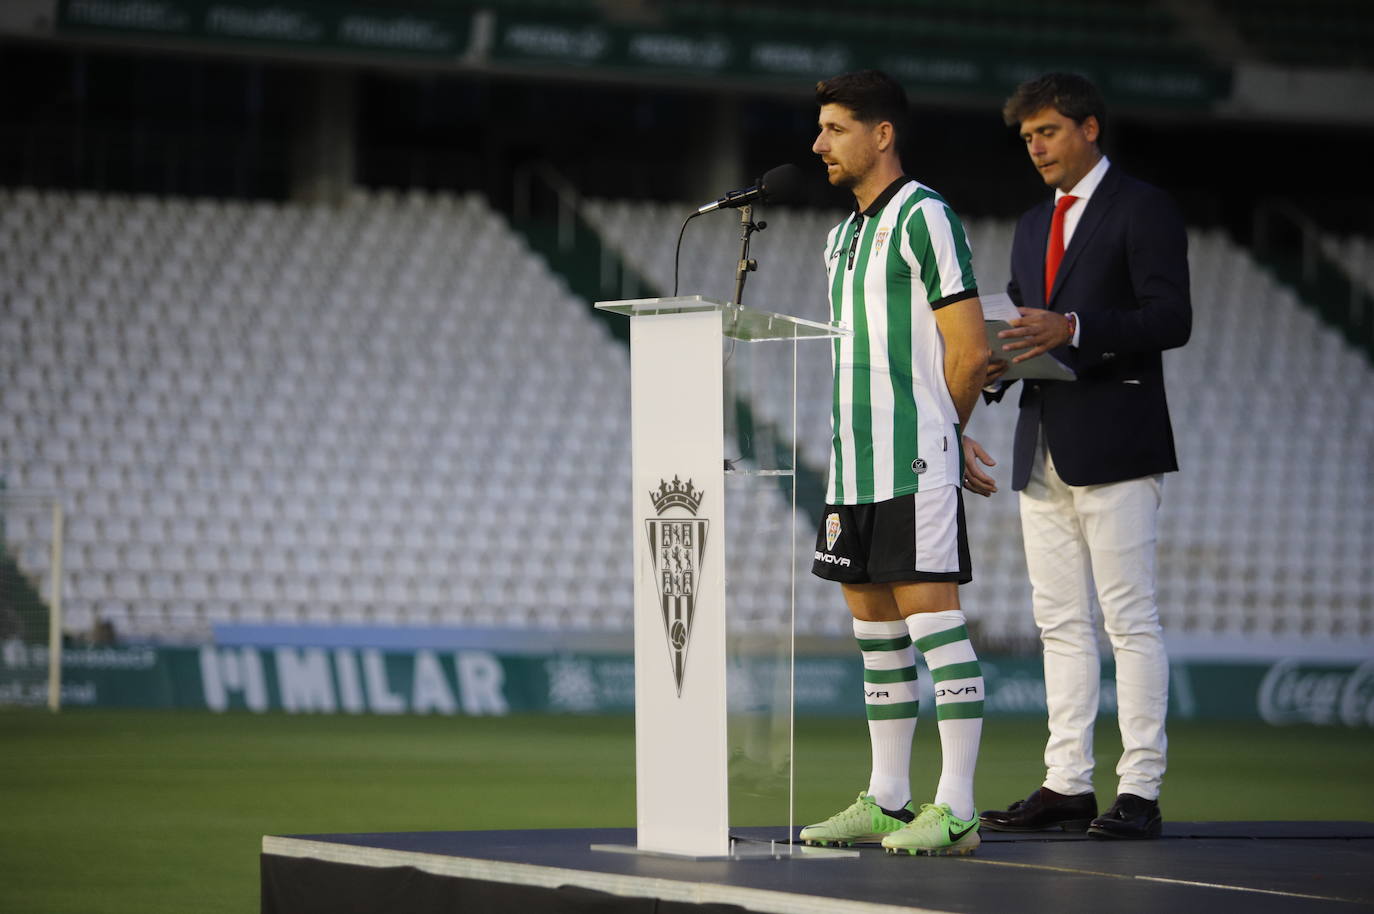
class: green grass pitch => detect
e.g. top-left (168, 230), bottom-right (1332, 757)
top-left (2, 710), bottom-right (1371, 914)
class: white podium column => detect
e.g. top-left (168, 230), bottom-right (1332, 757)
top-left (595, 295), bottom-right (849, 860)
top-left (629, 309), bottom-right (729, 857)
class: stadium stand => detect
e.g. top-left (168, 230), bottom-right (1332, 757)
top-left (2, 185), bottom-right (1370, 651)
top-left (0, 188), bottom-right (649, 639)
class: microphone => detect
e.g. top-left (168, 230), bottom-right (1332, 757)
top-left (696, 164), bottom-right (803, 215)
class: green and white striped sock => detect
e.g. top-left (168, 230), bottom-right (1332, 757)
top-left (854, 618), bottom-right (920, 811)
top-left (907, 610), bottom-right (984, 822)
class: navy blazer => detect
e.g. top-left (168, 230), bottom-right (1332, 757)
top-left (1000, 164), bottom-right (1192, 490)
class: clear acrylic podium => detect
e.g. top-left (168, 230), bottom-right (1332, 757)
top-left (592, 296), bottom-right (850, 859)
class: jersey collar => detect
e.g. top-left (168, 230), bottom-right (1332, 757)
top-left (857, 175), bottom-right (912, 217)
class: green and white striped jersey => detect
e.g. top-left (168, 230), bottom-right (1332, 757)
top-left (822, 177), bottom-right (978, 505)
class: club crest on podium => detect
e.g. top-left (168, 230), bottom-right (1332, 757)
top-left (645, 476), bottom-right (709, 697)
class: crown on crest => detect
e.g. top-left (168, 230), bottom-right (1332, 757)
top-left (651, 475), bottom-right (704, 515)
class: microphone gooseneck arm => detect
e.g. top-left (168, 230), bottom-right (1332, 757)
top-left (673, 211), bottom-right (699, 297)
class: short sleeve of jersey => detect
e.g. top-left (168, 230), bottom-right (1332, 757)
top-left (900, 199), bottom-right (978, 310)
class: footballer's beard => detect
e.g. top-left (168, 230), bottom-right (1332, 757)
top-left (827, 163), bottom-right (859, 189)
top-left (827, 151), bottom-right (876, 190)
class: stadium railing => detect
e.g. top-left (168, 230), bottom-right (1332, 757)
top-left (1254, 200), bottom-right (1374, 362)
top-left (0, 488), bottom-right (64, 710)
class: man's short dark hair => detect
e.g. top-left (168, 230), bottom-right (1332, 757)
top-left (816, 69), bottom-right (910, 140)
top-left (1002, 72), bottom-right (1107, 142)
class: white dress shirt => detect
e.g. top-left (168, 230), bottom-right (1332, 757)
top-left (1057, 155), bottom-right (1111, 346)
top-left (1056, 154), bottom-right (1110, 248)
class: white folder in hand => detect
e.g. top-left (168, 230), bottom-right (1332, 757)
top-left (981, 293), bottom-right (1077, 382)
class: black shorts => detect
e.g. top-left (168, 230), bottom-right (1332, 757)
top-left (811, 486), bottom-right (972, 585)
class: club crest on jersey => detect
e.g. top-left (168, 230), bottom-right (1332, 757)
top-left (825, 512), bottom-right (842, 551)
top-left (646, 476), bottom-right (709, 697)
top-left (912, 458), bottom-right (928, 475)
top-left (873, 227), bottom-right (891, 254)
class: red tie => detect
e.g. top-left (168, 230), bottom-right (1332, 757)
top-left (1044, 194), bottom-right (1078, 301)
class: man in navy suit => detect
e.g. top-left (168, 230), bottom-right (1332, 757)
top-left (963, 73), bottom-right (1191, 840)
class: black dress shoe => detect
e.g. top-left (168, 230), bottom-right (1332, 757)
top-left (979, 787), bottom-right (1097, 832)
top-left (1087, 793), bottom-right (1162, 839)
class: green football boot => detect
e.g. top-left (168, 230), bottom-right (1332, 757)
top-left (799, 793), bottom-right (916, 847)
top-left (881, 802), bottom-right (981, 856)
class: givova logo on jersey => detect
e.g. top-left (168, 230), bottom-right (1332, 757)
top-left (646, 476), bottom-right (708, 697)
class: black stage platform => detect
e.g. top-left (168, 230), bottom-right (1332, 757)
top-left (262, 822), bottom-right (1374, 913)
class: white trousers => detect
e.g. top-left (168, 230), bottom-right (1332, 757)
top-left (1019, 437), bottom-right (1169, 801)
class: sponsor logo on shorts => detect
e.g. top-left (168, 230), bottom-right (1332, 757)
top-left (825, 512), bottom-right (841, 551)
top-left (814, 551), bottom-right (851, 567)
top-left (911, 458), bottom-right (927, 474)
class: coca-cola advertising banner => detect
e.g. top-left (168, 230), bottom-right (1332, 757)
top-left (1255, 659), bottom-right (1374, 727)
